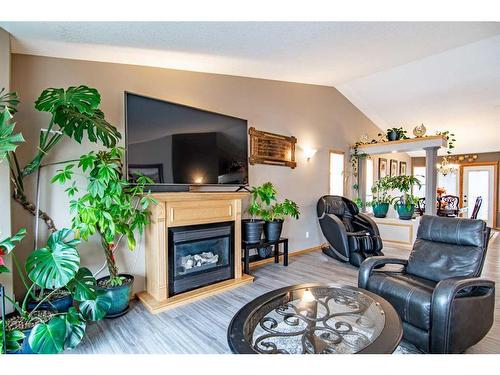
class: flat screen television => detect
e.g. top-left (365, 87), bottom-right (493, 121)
top-left (125, 93), bottom-right (249, 188)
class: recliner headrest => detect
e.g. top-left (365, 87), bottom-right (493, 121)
top-left (317, 195), bottom-right (359, 218)
top-left (417, 215), bottom-right (487, 247)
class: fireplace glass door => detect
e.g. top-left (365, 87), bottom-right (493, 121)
top-left (168, 222), bottom-right (234, 296)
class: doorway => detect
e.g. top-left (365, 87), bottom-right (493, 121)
top-left (460, 162), bottom-right (498, 228)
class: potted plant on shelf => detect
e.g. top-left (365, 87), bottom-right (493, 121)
top-left (386, 127), bottom-right (409, 142)
top-left (369, 176), bottom-right (394, 218)
top-left (52, 147), bottom-right (156, 318)
top-left (242, 182), bottom-right (277, 243)
top-left (1, 229), bottom-right (110, 354)
top-left (388, 175), bottom-right (422, 220)
top-left (260, 198), bottom-right (300, 242)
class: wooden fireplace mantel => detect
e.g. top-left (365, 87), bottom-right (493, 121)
top-left (137, 192), bottom-right (254, 314)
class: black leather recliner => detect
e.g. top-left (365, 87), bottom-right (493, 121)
top-left (317, 195), bottom-right (384, 267)
top-left (358, 215), bottom-right (495, 353)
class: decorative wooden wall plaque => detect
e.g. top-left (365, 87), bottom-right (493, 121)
top-left (248, 127), bottom-right (297, 169)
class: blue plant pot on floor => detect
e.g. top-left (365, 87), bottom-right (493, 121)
top-left (96, 274), bottom-right (134, 318)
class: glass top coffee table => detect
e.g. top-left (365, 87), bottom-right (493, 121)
top-left (227, 284), bottom-right (402, 354)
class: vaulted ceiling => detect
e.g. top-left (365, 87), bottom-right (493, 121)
top-left (1, 21), bottom-right (499, 154)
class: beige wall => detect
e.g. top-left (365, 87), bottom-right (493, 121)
top-left (0, 29), bottom-right (14, 311)
top-left (10, 54), bottom-right (382, 296)
top-left (412, 152), bottom-right (500, 226)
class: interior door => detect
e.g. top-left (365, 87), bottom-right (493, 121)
top-left (462, 165), bottom-right (495, 227)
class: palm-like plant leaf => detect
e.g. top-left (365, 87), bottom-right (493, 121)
top-left (25, 229), bottom-right (81, 289)
top-left (67, 267), bottom-right (97, 301)
top-left (0, 110), bottom-right (24, 160)
top-left (78, 290), bottom-right (111, 321)
top-left (28, 316), bottom-right (66, 354)
top-left (64, 307), bottom-right (86, 350)
top-left (35, 85), bottom-right (121, 148)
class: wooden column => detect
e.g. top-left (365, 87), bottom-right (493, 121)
top-left (424, 146), bottom-right (439, 216)
top-left (357, 156), bottom-right (367, 212)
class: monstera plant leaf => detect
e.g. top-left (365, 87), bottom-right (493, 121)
top-left (26, 228), bottom-right (81, 289)
top-left (0, 88), bottom-right (20, 114)
top-left (29, 316), bottom-right (67, 354)
top-left (64, 307), bottom-right (86, 350)
top-left (34, 85), bottom-right (121, 148)
top-left (67, 267), bottom-right (97, 301)
top-left (0, 110), bottom-right (24, 160)
top-left (0, 322), bottom-right (25, 354)
top-left (78, 290), bottom-right (111, 321)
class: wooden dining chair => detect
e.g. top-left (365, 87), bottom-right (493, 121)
top-left (470, 196), bottom-right (483, 220)
top-left (437, 195), bottom-right (460, 217)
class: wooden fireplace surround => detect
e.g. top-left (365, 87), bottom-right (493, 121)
top-left (137, 192), bottom-right (253, 314)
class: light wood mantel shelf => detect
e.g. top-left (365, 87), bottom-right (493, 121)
top-left (138, 192), bottom-right (253, 314)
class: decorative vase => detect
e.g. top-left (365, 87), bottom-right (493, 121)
top-left (387, 130), bottom-right (399, 141)
top-left (96, 274), bottom-right (134, 318)
top-left (242, 219), bottom-right (264, 243)
top-left (413, 124), bottom-right (426, 137)
top-left (395, 203), bottom-right (415, 220)
top-left (372, 203), bottom-right (390, 218)
top-left (264, 220), bottom-right (284, 242)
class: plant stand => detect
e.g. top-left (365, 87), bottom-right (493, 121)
top-left (241, 237), bottom-right (289, 275)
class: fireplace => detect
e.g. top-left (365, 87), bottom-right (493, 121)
top-left (168, 222), bottom-right (235, 296)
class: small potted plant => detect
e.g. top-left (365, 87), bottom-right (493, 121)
top-left (242, 182), bottom-right (276, 243)
top-left (261, 198), bottom-right (300, 241)
top-left (386, 127), bottom-right (409, 142)
top-left (369, 176), bottom-right (394, 218)
top-left (52, 147), bottom-right (156, 318)
top-left (388, 175), bottom-right (422, 220)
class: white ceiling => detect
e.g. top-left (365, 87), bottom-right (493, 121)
top-left (1, 21), bottom-right (499, 154)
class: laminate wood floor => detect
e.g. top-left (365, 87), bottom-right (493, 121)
top-left (72, 232), bottom-right (500, 354)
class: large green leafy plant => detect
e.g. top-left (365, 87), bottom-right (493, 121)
top-left (0, 97), bottom-right (109, 354)
top-left (369, 176), bottom-right (395, 206)
top-left (1, 229), bottom-right (110, 354)
top-left (247, 182), bottom-right (277, 220)
top-left (2, 86), bottom-right (121, 232)
top-left (386, 175), bottom-right (422, 208)
top-left (52, 147), bottom-right (156, 286)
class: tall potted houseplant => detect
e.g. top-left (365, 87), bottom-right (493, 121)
top-left (52, 147), bottom-right (156, 317)
top-left (369, 176), bottom-right (394, 218)
top-left (1, 86), bottom-right (120, 313)
top-left (242, 182), bottom-right (276, 243)
top-left (388, 175), bottom-right (422, 220)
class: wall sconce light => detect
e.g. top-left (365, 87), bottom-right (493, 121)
top-left (303, 147), bottom-right (318, 162)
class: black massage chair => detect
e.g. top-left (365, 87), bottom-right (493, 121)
top-left (317, 195), bottom-right (384, 267)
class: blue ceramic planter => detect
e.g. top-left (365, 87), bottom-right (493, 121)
top-left (395, 203), bottom-right (415, 220)
top-left (27, 293), bottom-right (73, 313)
top-left (96, 274), bottom-right (134, 318)
top-left (372, 203), bottom-right (389, 218)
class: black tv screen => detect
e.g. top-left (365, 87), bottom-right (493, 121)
top-left (125, 93), bottom-right (248, 186)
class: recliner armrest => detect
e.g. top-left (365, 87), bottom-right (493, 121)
top-left (431, 277), bottom-right (495, 353)
top-left (358, 256), bottom-right (408, 289)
